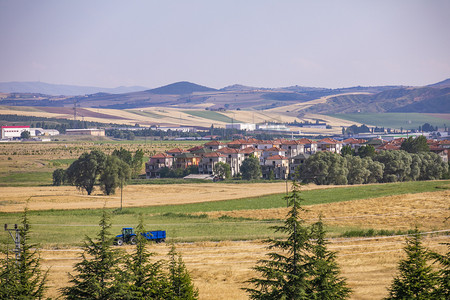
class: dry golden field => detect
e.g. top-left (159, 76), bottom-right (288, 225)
top-left (2, 186), bottom-right (448, 299)
top-left (39, 233), bottom-right (448, 300)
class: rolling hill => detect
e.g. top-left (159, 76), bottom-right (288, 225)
top-left (0, 79), bottom-right (449, 114)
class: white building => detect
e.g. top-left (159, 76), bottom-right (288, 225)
top-left (257, 124), bottom-right (290, 131)
top-left (225, 123), bottom-right (256, 131)
top-left (1, 126), bottom-right (33, 139)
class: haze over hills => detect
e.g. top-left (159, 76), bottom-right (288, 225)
top-left (0, 79), bottom-right (449, 114)
top-left (0, 81), bottom-right (149, 96)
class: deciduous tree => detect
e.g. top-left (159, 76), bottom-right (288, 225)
top-left (214, 162), bottom-right (231, 180)
top-left (66, 150), bottom-right (107, 195)
top-left (240, 155), bottom-right (262, 180)
top-left (99, 155), bottom-right (131, 195)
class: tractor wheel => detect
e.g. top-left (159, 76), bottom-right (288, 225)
top-left (130, 236), bottom-right (137, 245)
top-left (115, 238), bottom-right (123, 246)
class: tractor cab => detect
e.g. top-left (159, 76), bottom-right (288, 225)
top-left (114, 227), bottom-right (137, 246)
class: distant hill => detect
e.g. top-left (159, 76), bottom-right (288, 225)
top-left (305, 85), bottom-right (450, 114)
top-left (1, 78), bottom-right (449, 114)
top-left (145, 81), bottom-right (217, 95)
top-left (0, 81), bottom-right (149, 96)
top-left (427, 78), bottom-right (450, 88)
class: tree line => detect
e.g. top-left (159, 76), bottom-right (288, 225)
top-left (298, 138), bottom-right (448, 185)
top-left (1, 183), bottom-right (448, 299)
top-left (53, 148), bottom-right (144, 195)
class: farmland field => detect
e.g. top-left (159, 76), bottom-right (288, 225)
top-left (328, 112), bottom-right (450, 129)
top-left (0, 141), bottom-right (449, 299)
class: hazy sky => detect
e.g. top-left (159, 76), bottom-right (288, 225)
top-left (1, 0), bottom-right (449, 89)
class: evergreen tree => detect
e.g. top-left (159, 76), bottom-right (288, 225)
top-left (429, 241), bottom-right (449, 299)
top-left (124, 214), bottom-right (170, 299)
top-left (386, 231), bottom-right (438, 299)
top-left (245, 181), bottom-right (312, 299)
top-left (167, 244), bottom-right (199, 300)
top-left (0, 207), bottom-right (49, 299)
top-left (308, 216), bottom-right (351, 299)
top-left (62, 209), bottom-right (125, 299)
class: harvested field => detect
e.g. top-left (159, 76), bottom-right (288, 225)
top-left (0, 182), bottom-right (289, 212)
top-left (202, 190), bottom-right (450, 232)
top-left (38, 234), bottom-right (449, 300)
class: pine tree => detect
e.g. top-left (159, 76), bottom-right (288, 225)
top-left (429, 241), bottom-right (449, 299)
top-left (245, 181), bottom-right (312, 299)
top-left (386, 231), bottom-right (439, 299)
top-left (167, 244), bottom-right (199, 300)
top-left (124, 214), bottom-right (170, 299)
top-left (0, 206), bottom-right (49, 299)
top-left (308, 216), bottom-right (351, 299)
top-left (62, 209), bottom-right (125, 299)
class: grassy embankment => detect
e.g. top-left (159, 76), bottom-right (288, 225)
top-left (0, 180), bottom-right (448, 247)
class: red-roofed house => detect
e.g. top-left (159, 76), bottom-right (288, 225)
top-left (297, 138), bottom-right (318, 154)
top-left (317, 138), bottom-right (343, 154)
top-left (198, 152), bottom-right (227, 175)
top-left (262, 155), bottom-right (290, 179)
top-left (227, 139), bottom-right (253, 149)
top-left (342, 138), bottom-right (367, 151)
top-left (204, 140), bottom-right (226, 151)
top-left (262, 146), bottom-right (287, 160)
top-left (166, 148), bottom-right (188, 157)
top-left (216, 147), bottom-right (245, 176)
top-left (145, 153), bottom-right (173, 178)
top-left (280, 140), bottom-right (305, 158)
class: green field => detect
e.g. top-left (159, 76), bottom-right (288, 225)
top-left (182, 110), bottom-right (241, 123)
top-left (1, 180), bottom-right (447, 246)
top-left (328, 113), bottom-right (449, 129)
top-left (126, 109), bottom-right (165, 119)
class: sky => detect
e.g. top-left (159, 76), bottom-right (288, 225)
top-left (0, 0), bottom-right (449, 89)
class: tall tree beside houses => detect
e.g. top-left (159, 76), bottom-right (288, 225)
top-left (240, 155), bottom-right (262, 180)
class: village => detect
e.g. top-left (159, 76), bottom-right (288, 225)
top-left (145, 137), bottom-right (450, 180)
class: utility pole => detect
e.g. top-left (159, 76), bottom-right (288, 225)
top-left (4, 223), bottom-right (22, 261)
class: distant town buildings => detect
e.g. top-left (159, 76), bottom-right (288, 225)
top-left (65, 128), bottom-right (105, 136)
top-left (145, 136), bottom-right (449, 180)
top-left (0, 126), bottom-right (59, 140)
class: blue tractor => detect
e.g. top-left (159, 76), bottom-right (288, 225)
top-left (114, 227), bottom-right (166, 246)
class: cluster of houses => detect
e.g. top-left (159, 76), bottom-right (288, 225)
top-left (145, 137), bottom-right (450, 180)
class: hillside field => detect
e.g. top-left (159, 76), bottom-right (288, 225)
top-left (328, 113), bottom-right (450, 130)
